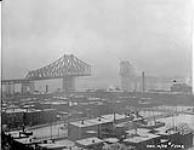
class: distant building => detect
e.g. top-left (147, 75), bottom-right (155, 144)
top-left (143, 76), bottom-right (172, 92)
top-left (119, 61), bottom-right (137, 92)
top-left (2, 108), bottom-right (57, 129)
top-left (170, 83), bottom-right (192, 94)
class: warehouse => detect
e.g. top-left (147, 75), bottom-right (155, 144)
top-left (2, 109), bottom-right (25, 129)
top-left (24, 109), bottom-right (42, 126)
top-left (68, 113), bottom-right (132, 141)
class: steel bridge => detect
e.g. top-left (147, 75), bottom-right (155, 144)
top-left (1, 54), bottom-right (91, 95)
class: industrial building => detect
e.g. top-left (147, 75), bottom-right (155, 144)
top-left (119, 61), bottom-right (137, 92)
top-left (123, 133), bottom-right (161, 149)
top-left (2, 112), bottom-right (194, 150)
top-left (68, 113), bottom-right (133, 141)
top-left (170, 83), bottom-right (192, 94)
top-left (2, 108), bottom-right (57, 129)
top-left (2, 109), bottom-right (25, 129)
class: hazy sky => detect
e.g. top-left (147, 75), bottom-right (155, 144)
top-left (2, 0), bottom-right (192, 87)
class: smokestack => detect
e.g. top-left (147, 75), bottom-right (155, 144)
top-left (142, 72), bottom-right (145, 93)
top-left (46, 85), bottom-right (48, 93)
top-left (113, 112), bottom-right (116, 122)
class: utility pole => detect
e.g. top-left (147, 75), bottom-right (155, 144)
top-left (50, 105), bottom-right (53, 140)
top-left (50, 121), bottom-right (52, 140)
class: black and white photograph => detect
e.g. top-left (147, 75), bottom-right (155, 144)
top-left (1, 0), bottom-right (194, 150)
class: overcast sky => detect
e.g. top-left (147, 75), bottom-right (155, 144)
top-left (2, 0), bottom-right (192, 87)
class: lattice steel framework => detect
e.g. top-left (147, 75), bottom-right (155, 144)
top-left (25, 54), bottom-right (91, 80)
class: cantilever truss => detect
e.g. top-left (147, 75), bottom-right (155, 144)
top-left (25, 54), bottom-right (91, 80)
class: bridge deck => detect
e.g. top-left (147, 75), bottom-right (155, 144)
top-left (1, 79), bottom-right (30, 84)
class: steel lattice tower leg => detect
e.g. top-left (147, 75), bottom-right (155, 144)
top-left (21, 81), bottom-right (34, 94)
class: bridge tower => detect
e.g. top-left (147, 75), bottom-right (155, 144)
top-left (62, 76), bottom-right (75, 92)
top-left (21, 81), bottom-right (35, 94)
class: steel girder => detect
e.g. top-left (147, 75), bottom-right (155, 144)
top-left (25, 54), bottom-right (91, 80)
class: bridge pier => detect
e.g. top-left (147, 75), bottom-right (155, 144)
top-left (62, 76), bottom-right (75, 93)
top-left (21, 81), bottom-right (34, 94)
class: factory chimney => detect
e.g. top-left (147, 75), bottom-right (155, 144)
top-left (142, 72), bottom-right (145, 93)
top-left (46, 84), bottom-right (48, 93)
top-left (113, 112), bottom-right (116, 123)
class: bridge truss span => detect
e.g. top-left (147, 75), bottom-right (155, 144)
top-left (2, 54), bottom-right (91, 95)
top-left (25, 54), bottom-right (91, 80)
